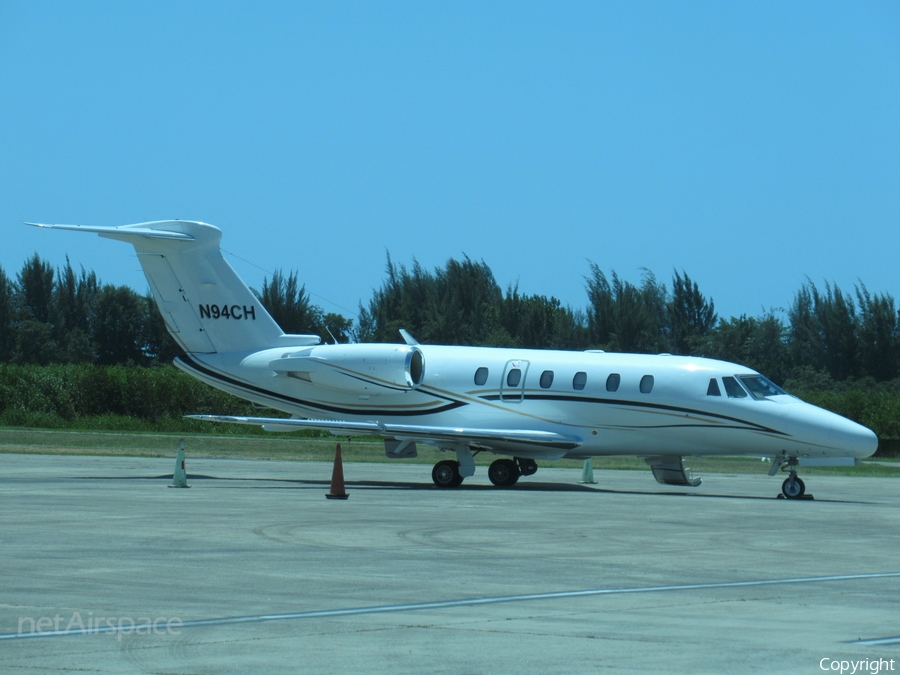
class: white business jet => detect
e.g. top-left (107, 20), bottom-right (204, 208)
top-left (30, 220), bottom-right (878, 499)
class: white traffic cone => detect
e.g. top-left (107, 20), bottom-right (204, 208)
top-left (169, 439), bottom-right (190, 488)
top-left (580, 458), bottom-right (597, 484)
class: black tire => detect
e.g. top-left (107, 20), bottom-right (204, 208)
top-left (782, 476), bottom-right (806, 499)
top-left (488, 459), bottom-right (520, 487)
top-left (433, 460), bottom-right (462, 488)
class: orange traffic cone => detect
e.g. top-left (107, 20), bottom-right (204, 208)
top-left (325, 443), bottom-right (349, 500)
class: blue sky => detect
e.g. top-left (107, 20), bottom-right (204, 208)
top-left (2, 1), bottom-right (898, 325)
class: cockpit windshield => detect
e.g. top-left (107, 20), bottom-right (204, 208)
top-left (722, 376), bottom-right (747, 398)
top-left (738, 375), bottom-right (788, 400)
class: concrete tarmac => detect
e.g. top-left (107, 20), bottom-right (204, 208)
top-left (0, 452), bottom-right (898, 674)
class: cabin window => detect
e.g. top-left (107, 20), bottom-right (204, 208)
top-left (722, 376), bottom-right (748, 398)
top-left (606, 373), bottom-right (620, 392)
top-left (474, 367), bottom-right (489, 386)
top-left (573, 371), bottom-right (587, 391)
top-left (507, 368), bottom-right (522, 387)
top-left (540, 370), bottom-right (554, 389)
top-left (640, 375), bottom-right (654, 393)
top-left (707, 378), bottom-right (721, 396)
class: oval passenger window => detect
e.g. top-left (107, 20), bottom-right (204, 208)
top-left (573, 372), bottom-right (587, 391)
top-left (474, 367), bottom-right (489, 386)
top-left (640, 375), bottom-right (654, 393)
top-left (606, 373), bottom-right (620, 392)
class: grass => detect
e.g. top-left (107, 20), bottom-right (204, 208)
top-left (1, 426), bottom-right (897, 477)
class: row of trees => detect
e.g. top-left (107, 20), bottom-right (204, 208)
top-left (357, 257), bottom-right (900, 387)
top-left (2, 252), bottom-right (899, 387)
top-left (0, 256), bottom-right (178, 367)
top-left (0, 259), bottom-right (352, 367)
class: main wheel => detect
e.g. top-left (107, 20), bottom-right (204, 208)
top-left (782, 475), bottom-right (806, 499)
top-left (488, 459), bottom-right (520, 487)
top-left (433, 460), bottom-right (463, 488)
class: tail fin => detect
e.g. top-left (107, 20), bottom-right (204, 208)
top-left (28, 220), bottom-right (320, 354)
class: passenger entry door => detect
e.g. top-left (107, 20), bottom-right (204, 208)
top-left (500, 360), bottom-right (529, 403)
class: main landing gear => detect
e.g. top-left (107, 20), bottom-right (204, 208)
top-left (432, 460), bottom-right (464, 488)
top-left (431, 457), bottom-right (538, 488)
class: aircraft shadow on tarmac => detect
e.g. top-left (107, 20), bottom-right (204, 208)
top-left (71, 474), bottom-right (874, 503)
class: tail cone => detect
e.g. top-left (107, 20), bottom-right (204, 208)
top-left (326, 443), bottom-right (349, 500)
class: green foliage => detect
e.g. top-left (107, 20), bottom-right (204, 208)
top-left (92, 285), bottom-right (147, 365)
top-left (257, 268), bottom-right (353, 343)
top-left (259, 268), bottom-right (318, 335)
top-left (16, 254), bottom-right (55, 323)
top-left (587, 265), bottom-right (719, 355)
top-left (788, 281), bottom-right (858, 380)
top-left (141, 292), bottom-right (183, 364)
top-left (501, 286), bottom-right (590, 350)
top-left (0, 264), bottom-right (15, 362)
top-left (0, 363), bottom-right (273, 432)
top-left (0, 253), bottom-right (351, 367)
top-left (700, 313), bottom-right (790, 385)
top-left (668, 270), bottom-right (717, 355)
top-left (358, 254), bottom-right (586, 348)
top-left (855, 284), bottom-right (898, 381)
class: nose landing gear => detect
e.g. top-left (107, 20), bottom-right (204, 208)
top-left (769, 455), bottom-right (811, 500)
top-left (781, 473), bottom-right (806, 499)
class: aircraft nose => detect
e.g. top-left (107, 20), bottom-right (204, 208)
top-left (833, 415), bottom-right (879, 458)
top-left (780, 402), bottom-right (879, 458)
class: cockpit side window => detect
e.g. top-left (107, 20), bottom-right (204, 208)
top-left (707, 378), bottom-right (721, 396)
top-left (722, 376), bottom-right (748, 399)
top-left (739, 375), bottom-right (787, 400)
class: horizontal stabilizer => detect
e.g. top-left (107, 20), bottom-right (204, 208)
top-left (30, 220), bottom-right (296, 354)
top-left (26, 222), bottom-right (196, 241)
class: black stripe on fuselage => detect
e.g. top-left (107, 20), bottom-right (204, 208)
top-left (478, 393), bottom-right (789, 436)
top-left (177, 355), bottom-right (465, 417)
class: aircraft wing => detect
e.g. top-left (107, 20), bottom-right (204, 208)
top-left (187, 414), bottom-right (582, 454)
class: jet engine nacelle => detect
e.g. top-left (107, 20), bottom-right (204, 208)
top-left (269, 343), bottom-right (425, 394)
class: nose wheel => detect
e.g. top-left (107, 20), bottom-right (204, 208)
top-left (772, 456), bottom-right (809, 499)
top-left (781, 474), bottom-right (806, 499)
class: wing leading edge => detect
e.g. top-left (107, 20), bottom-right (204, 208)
top-left (187, 415), bottom-right (583, 454)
